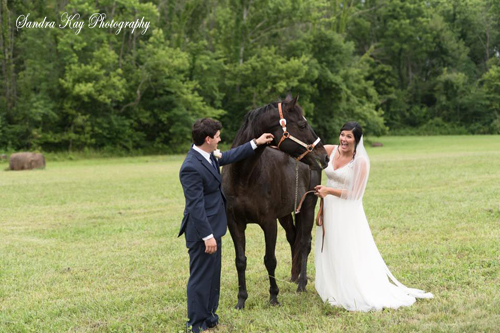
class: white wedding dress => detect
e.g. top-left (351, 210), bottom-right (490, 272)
top-left (315, 139), bottom-right (433, 312)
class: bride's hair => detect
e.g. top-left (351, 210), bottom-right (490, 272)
top-left (340, 122), bottom-right (363, 151)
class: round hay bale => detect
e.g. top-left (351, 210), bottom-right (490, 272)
top-left (9, 152), bottom-right (46, 171)
top-left (371, 142), bottom-right (383, 147)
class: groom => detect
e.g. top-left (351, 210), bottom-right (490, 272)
top-left (179, 118), bottom-right (273, 333)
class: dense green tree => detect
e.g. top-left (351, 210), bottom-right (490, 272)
top-left (307, 28), bottom-right (386, 141)
top-left (481, 64), bottom-right (500, 133)
top-left (132, 29), bottom-right (223, 152)
top-left (1, 0), bottom-right (499, 153)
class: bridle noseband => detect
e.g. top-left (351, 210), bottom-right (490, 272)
top-left (275, 102), bottom-right (321, 161)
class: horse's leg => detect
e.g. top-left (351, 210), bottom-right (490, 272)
top-left (295, 170), bottom-right (321, 292)
top-left (291, 218), bottom-right (303, 283)
top-left (260, 220), bottom-right (280, 306)
top-left (278, 214), bottom-right (299, 282)
top-left (295, 196), bottom-right (316, 292)
top-left (228, 215), bottom-right (248, 309)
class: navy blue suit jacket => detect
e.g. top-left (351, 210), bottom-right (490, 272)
top-left (178, 142), bottom-right (254, 248)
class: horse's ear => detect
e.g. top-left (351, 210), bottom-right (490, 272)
top-left (286, 94), bottom-right (299, 111)
top-left (283, 92), bottom-right (299, 110)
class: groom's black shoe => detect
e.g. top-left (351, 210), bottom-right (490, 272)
top-left (207, 322), bottom-right (218, 329)
top-left (205, 314), bottom-right (218, 329)
top-left (186, 322), bottom-right (218, 333)
top-left (186, 324), bottom-right (207, 333)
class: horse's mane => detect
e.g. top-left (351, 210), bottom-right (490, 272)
top-left (232, 102), bottom-right (277, 147)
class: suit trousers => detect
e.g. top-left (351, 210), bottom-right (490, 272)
top-left (186, 238), bottom-right (221, 333)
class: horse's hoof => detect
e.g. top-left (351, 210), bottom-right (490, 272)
top-left (270, 298), bottom-right (280, 306)
top-left (296, 285), bottom-right (307, 293)
top-left (235, 301), bottom-right (245, 310)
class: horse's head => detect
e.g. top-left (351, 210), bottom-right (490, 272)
top-left (265, 95), bottom-right (329, 170)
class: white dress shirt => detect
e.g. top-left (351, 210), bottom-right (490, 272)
top-left (192, 145), bottom-right (213, 165)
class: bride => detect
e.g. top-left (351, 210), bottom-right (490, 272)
top-left (314, 122), bottom-right (433, 311)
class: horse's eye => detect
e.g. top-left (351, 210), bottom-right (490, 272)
top-left (298, 121), bottom-right (307, 129)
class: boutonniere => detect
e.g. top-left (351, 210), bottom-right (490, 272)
top-left (213, 149), bottom-right (222, 159)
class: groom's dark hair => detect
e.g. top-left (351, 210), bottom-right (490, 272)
top-left (192, 118), bottom-right (223, 146)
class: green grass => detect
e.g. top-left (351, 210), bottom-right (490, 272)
top-left (1, 136), bottom-right (499, 332)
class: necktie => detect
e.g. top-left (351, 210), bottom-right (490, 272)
top-left (211, 155), bottom-right (218, 173)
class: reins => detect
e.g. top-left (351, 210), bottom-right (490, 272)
top-left (295, 191), bottom-right (325, 252)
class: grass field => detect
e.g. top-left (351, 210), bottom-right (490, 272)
top-left (1, 136), bottom-right (499, 332)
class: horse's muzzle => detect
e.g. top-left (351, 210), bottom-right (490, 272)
top-left (313, 154), bottom-right (329, 170)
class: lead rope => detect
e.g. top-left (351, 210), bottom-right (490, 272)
top-left (293, 159), bottom-right (299, 220)
top-left (295, 190), bottom-right (325, 252)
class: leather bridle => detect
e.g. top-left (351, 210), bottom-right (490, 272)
top-left (275, 102), bottom-right (321, 161)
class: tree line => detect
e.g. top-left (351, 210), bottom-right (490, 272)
top-left (1, 0), bottom-right (499, 153)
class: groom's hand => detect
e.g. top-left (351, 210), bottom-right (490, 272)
top-left (255, 133), bottom-right (274, 146)
top-left (204, 237), bottom-right (217, 254)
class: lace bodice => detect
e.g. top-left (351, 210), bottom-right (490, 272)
top-left (325, 149), bottom-right (354, 190)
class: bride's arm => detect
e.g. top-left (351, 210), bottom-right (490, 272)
top-left (315, 159), bottom-right (369, 200)
top-left (324, 145), bottom-right (335, 157)
top-left (315, 155), bottom-right (369, 200)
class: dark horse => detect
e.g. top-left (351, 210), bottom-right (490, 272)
top-left (222, 95), bottom-right (329, 309)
